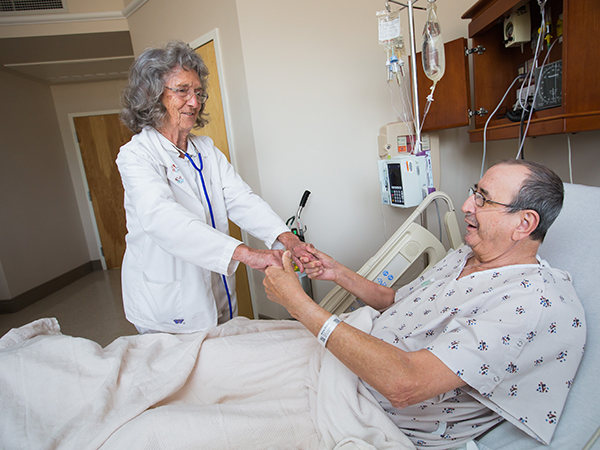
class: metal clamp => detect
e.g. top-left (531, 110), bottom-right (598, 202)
top-left (468, 107), bottom-right (488, 118)
top-left (385, 0), bottom-right (427, 11)
top-left (465, 45), bottom-right (486, 56)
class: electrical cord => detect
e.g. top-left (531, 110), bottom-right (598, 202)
top-left (567, 134), bottom-right (574, 183)
top-left (516, 38), bottom-right (558, 159)
top-left (481, 75), bottom-right (522, 178)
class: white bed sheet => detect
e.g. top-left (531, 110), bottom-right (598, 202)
top-left (0, 307), bottom-right (415, 450)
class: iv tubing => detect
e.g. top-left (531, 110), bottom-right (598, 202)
top-left (419, 82), bottom-right (436, 136)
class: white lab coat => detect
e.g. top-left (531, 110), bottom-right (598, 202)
top-left (116, 127), bottom-right (289, 333)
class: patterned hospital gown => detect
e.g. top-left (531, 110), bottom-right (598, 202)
top-left (367, 246), bottom-right (586, 449)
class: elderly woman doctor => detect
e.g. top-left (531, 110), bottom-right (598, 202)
top-left (117, 41), bottom-right (309, 334)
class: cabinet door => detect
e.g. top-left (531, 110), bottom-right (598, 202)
top-left (563, 0), bottom-right (600, 130)
top-left (416, 37), bottom-right (471, 132)
top-left (464, 0), bottom-right (600, 141)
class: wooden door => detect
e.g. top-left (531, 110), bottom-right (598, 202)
top-left (74, 114), bottom-right (132, 269)
top-left (193, 40), bottom-right (255, 319)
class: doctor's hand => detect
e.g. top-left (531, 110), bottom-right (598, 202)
top-left (264, 251), bottom-right (310, 316)
top-left (233, 244), bottom-right (284, 272)
top-left (276, 231), bottom-right (316, 273)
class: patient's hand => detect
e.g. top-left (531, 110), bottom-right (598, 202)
top-left (264, 251), bottom-right (310, 314)
top-left (276, 232), bottom-right (317, 273)
top-left (303, 245), bottom-right (340, 282)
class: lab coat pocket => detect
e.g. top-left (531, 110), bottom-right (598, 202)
top-left (141, 275), bottom-right (183, 324)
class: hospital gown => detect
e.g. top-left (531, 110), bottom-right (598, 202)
top-left (367, 246), bottom-right (586, 449)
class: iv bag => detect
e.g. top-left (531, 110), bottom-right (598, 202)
top-left (422, 0), bottom-right (445, 83)
top-left (377, 9), bottom-right (406, 59)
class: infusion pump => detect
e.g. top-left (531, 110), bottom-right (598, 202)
top-left (378, 153), bottom-right (428, 208)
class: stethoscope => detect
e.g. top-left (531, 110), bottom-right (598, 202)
top-left (177, 138), bottom-right (234, 320)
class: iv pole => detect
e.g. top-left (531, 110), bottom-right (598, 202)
top-left (387, 0), bottom-right (426, 152)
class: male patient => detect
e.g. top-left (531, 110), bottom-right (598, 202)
top-left (264, 159), bottom-right (586, 448)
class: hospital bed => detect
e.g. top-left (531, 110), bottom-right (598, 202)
top-left (1, 185), bottom-right (597, 450)
top-left (321, 183), bottom-right (600, 450)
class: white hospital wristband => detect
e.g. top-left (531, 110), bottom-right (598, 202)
top-left (318, 315), bottom-right (342, 347)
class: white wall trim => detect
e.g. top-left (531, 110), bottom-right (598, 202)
top-left (0, 0), bottom-right (147, 25)
top-left (122, 0), bottom-right (149, 18)
top-left (67, 109), bottom-right (122, 271)
top-left (0, 11), bottom-right (123, 26)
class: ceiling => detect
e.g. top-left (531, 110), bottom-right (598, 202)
top-left (0, 30), bottom-right (134, 84)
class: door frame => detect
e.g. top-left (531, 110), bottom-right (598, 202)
top-left (190, 29), bottom-right (236, 167)
top-left (189, 29), bottom-right (259, 318)
top-left (68, 109), bottom-right (122, 271)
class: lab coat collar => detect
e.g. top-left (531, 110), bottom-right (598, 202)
top-left (143, 127), bottom-right (201, 201)
top-left (151, 127), bottom-right (189, 158)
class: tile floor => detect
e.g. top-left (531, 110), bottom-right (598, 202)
top-left (0, 269), bottom-right (137, 347)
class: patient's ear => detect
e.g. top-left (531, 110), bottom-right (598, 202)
top-left (513, 210), bottom-right (540, 240)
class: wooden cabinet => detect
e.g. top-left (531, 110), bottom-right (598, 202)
top-left (462, 0), bottom-right (600, 142)
top-left (416, 37), bottom-right (471, 132)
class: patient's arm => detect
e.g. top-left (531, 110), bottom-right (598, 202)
top-left (303, 245), bottom-right (395, 311)
top-left (264, 252), bottom-right (466, 409)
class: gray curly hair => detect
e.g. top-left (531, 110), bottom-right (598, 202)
top-left (120, 41), bottom-right (210, 134)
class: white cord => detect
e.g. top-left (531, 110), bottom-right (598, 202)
top-left (516, 38), bottom-right (557, 159)
top-left (567, 134), bottom-right (573, 183)
top-left (481, 75), bottom-right (522, 179)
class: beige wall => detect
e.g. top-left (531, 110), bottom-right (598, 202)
top-left (121, 0), bottom-right (600, 318)
top-left (2, 0), bottom-right (598, 314)
top-left (50, 79), bottom-right (128, 262)
top-left (0, 69), bottom-right (89, 298)
top-left (232, 0), bottom-right (484, 316)
top-left (235, 0), bottom-right (600, 316)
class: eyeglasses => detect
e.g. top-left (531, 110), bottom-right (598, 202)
top-left (164, 86), bottom-right (209, 103)
top-left (468, 187), bottom-right (513, 208)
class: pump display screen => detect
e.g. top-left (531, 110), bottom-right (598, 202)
top-left (387, 163), bottom-right (405, 205)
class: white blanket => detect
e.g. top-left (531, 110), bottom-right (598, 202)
top-left (0, 308), bottom-right (415, 450)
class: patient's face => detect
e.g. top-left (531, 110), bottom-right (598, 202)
top-left (461, 164), bottom-right (529, 259)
